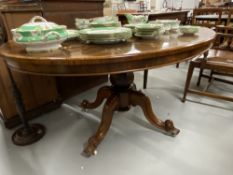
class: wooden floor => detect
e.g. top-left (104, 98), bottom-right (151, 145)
top-left (0, 64), bottom-right (233, 175)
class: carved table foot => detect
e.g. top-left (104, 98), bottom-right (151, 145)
top-left (129, 90), bottom-right (180, 136)
top-left (81, 72), bottom-right (179, 156)
top-left (83, 95), bottom-right (119, 157)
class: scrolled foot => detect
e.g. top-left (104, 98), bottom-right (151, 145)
top-left (82, 95), bottom-right (119, 157)
top-left (164, 120), bottom-right (180, 137)
top-left (129, 90), bottom-right (180, 137)
top-left (83, 137), bottom-right (98, 157)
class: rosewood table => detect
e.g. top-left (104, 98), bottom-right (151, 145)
top-left (0, 27), bottom-right (215, 156)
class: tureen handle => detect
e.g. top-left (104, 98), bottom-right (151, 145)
top-left (30, 16), bottom-right (48, 23)
top-left (43, 31), bottom-right (61, 41)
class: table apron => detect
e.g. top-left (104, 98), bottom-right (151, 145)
top-left (5, 43), bottom-right (212, 77)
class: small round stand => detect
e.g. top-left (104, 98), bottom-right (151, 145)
top-left (12, 124), bottom-right (46, 146)
top-left (6, 64), bottom-right (46, 146)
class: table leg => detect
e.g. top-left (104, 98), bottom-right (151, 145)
top-left (83, 95), bottom-right (119, 156)
top-left (80, 86), bottom-right (112, 109)
top-left (6, 65), bottom-right (45, 146)
top-left (80, 72), bottom-right (179, 156)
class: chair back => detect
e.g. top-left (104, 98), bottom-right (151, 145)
top-left (192, 8), bottom-right (222, 28)
top-left (226, 9), bottom-right (233, 26)
top-left (214, 25), bottom-right (233, 50)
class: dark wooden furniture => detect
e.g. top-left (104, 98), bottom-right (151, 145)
top-left (182, 26), bottom-right (233, 103)
top-left (0, 27), bottom-right (215, 156)
top-left (192, 8), bottom-right (223, 28)
top-left (195, 14), bottom-right (230, 22)
top-left (117, 10), bottom-right (189, 25)
top-left (0, 0), bottom-right (107, 128)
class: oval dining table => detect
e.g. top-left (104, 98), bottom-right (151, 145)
top-left (0, 27), bottom-right (215, 156)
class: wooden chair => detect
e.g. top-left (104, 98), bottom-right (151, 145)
top-left (192, 8), bottom-right (223, 28)
top-left (182, 25), bottom-right (233, 103)
top-left (195, 9), bottom-right (233, 87)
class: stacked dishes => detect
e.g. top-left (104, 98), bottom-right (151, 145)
top-left (79, 27), bottom-right (132, 44)
top-left (179, 25), bottom-right (199, 35)
top-left (150, 19), bottom-right (180, 32)
top-left (75, 16), bottom-right (121, 30)
top-left (89, 16), bottom-right (121, 28)
top-left (134, 23), bottom-right (164, 39)
top-left (11, 16), bottom-right (68, 52)
top-left (123, 14), bottom-right (149, 34)
top-left (75, 18), bottom-right (90, 30)
top-left (123, 23), bottom-right (137, 30)
top-left (125, 14), bottom-right (148, 24)
top-left (66, 29), bottom-right (80, 40)
top-left (123, 23), bottom-right (137, 34)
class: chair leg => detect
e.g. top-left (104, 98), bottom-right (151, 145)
top-left (197, 68), bottom-right (204, 87)
top-left (182, 62), bottom-right (196, 102)
top-left (143, 69), bottom-right (148, 89)
top-left (176, 63), bottom-right (180, 68)
top-left (209, 70), bottom-right (214, 82)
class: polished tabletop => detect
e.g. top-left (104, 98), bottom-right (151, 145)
top-left (0, 27), bottom-right (215, 76)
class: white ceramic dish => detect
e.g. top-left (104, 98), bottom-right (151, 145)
top-left (12, 16), bottom-right (67, 43)
top-left (135, 30), bottom-right (164, 39)
top-left (17, 37), bottom-right (66, 52)
top-left (67, 29), bottom-right (79, 39)
top-left (79, 27), bottom-right (132, 44)
top-left (179, 25), bottom-right (199, 35)
top-left (150, 19), bottom-right (180, 32)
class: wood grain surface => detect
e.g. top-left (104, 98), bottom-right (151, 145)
top-left (0, 27), bottom-right (216, 76)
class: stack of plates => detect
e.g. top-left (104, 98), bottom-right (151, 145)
top-left (66, 29), bottom-right (80, 40)
top-left (89, 21), bottom-right (121, 28)
top-left (123, 23), bottom-right (137, 30)
top-left (134, 24), bottom-right (164, 39)
top-left (75, 16), bottom-right (121, 30)
top-left (179, 25), bottom-right (199, 35)
top-left (150, 19), bottom-right (180, 32)
top-left (89, 16), bottom-right (121, 28)
top-left (79, 27), bottom-right (132, 44)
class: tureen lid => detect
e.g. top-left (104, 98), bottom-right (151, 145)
top-left (13, 16), bottom-right (66, 32)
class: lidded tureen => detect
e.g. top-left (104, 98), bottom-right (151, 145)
top-left (11, 16), bottom-right (68, 52)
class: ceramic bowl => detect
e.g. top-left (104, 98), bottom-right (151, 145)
top-left (11, 16), bottom-right (67, 43)
top-left (135, 23), bottom-right (163, 30)
top-left (75, 16), bottom-right (121, 29)
top-left (150, 19), bottom-right (180, 31)
top-left (92, 16), bottom-right (119, 23)
top-left (89, 21), bottom-right (121, 28)
top-left (18, 36), bottom-right (67, 52)
top-left (125, 14), bottom-right (148, 24)
top-left (179, 25), bottom-right (199, 35)
top-left (134, 23), bottom-right (164, 39)
top-left (89, 16), bottom-right (121, 28)
top-left (75, 18), bottom-right (90, 30)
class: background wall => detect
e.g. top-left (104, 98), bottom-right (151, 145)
top-left (104, 0), bottom-right (202, 15)
top-left (151, 0), bottom-right (200, 10)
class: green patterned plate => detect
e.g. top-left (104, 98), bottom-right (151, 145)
top-left (79, 27), bottom-right (132, 44)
